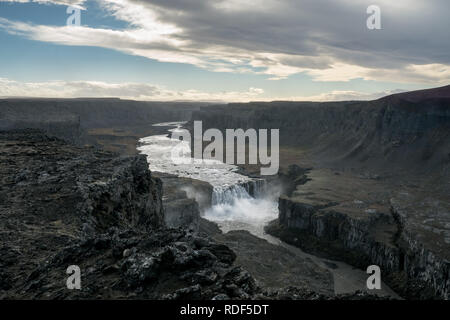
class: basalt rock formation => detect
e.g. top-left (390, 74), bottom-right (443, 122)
top-left (266, 190), bottom-right (449, 299)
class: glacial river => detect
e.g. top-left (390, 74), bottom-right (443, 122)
top-left (137, 122), bottom-right (400, 298)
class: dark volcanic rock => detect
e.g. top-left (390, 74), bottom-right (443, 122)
top-left (277, 164), bottom-right (311, 196)
top-left (154, 172), bottom-right (213, 229)
top-left (256, 287), bottom-right (394, 300)
top-left (15, 228), bottom-right (258, 300)
top-left (0, 129), bottom-right (164, 297)
top-left (212, 230), bottom-right (334, 295)
top-left (266, 168), bottom-right (449, 299)
top-left (0, 129), bottom-right (164, 234)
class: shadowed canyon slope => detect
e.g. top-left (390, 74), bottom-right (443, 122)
top-left (0, 98), bottom-right (213, 147)
top-left (190, 85), bottom-right (450, 175)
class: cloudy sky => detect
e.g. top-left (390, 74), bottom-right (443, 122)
top-left (0, 0), bottom-right (448, 101)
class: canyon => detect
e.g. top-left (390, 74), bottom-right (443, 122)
top-left (0, 85), bottom-right (448, 299)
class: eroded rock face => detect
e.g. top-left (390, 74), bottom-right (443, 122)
top-left (154, 172), bottom-right (213, 229)
top-left (391, 199), bottom-right (450, 300)
top-left (267, 169), bottom-right (449, 299)
top-left (0, 129), bottom-right (164, 233)
top-left (0, 129), bottom-right (164, 297)
top-left (274, 195), bottom-right (401, 271)
top-left (76, 153), bottom-right (164, 234)
top-left (0, 129), bottom-right (255, 300)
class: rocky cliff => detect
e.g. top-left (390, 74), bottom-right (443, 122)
top-left (0, 98), bottom-right (211, 145)
top-left (0, 108), bottom-right (82, 145)
top-left (189, 85), bottom-right (450, 174)
top-left (0, 128), bottom-right (165, 250)
top-left (390, 195), bottom-right (450, 299)
top-left (265, 168), bottom-right (449, 299)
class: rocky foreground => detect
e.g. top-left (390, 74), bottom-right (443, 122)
top-left (0, 129), bottom-right (384, 300)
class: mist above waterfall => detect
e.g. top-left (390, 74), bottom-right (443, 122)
top-left (204, 182), bottom-right (281, 237)
top-left (205, 196), bottom-right (278, 227)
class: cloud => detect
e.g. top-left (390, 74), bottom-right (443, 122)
top-left (0, 77), bottom-right (404, 102)
top-left (0, 0), bottom-right (449, 84)
top-left (293, 89), bottom-right (406, 102)
top-left (0, 78), bottom-right (266, 102)
top-left (0, 0), bottom-right (86, 8)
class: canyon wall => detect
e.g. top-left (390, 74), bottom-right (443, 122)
top-left (189, 85), bottom-right (450, 173)
top-left (268, 196), bottom-right (449, 299)
top-left (0, 98), bottom-right (211, 144)
top-left (0, 109), bottom-right (82, 145)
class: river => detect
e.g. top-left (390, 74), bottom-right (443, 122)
top-left (137, 121), bottom-right (399, 298)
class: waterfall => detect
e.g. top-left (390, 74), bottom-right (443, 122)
top-left (211, 184), bottom-right (251, 205)
top-left (243, 179), bottom-right (266, 198)
top-left (138, 122), bottom-right (278, 237)
top-left (204, 179), bottom-right (278, 237)
top-left (211, 179), bottom-right (266, 205)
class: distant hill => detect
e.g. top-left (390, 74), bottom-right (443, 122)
top-left (0, 99), bottom-right (211, 144)
top-left (381, 85), bottom-right (450, 103)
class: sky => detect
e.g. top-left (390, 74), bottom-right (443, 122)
top-left (0, 0), bottom-right (449, 102)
